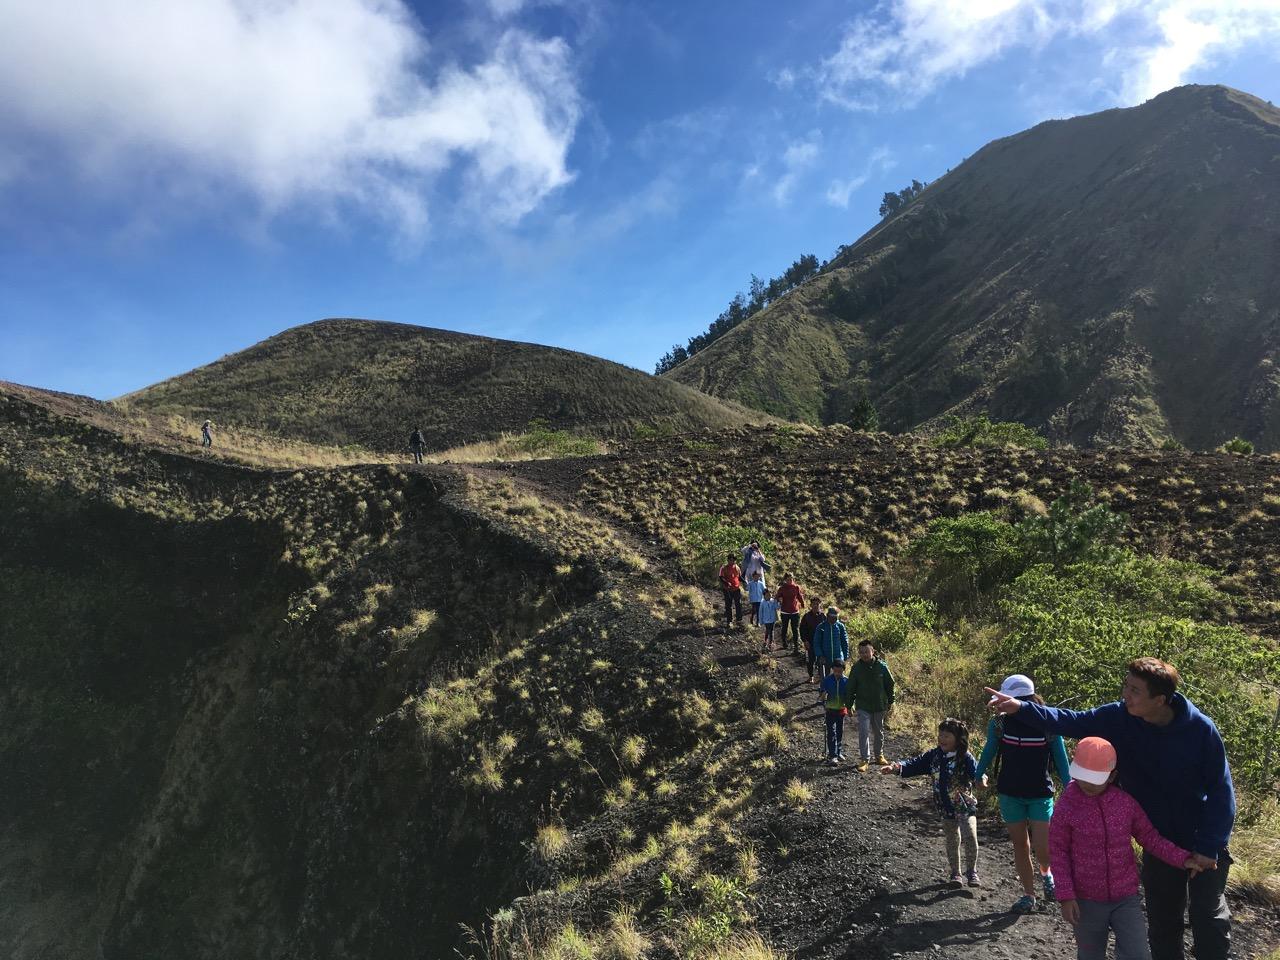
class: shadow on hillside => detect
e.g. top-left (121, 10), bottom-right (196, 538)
top-left (795, 882), bottom-right (1021, 958)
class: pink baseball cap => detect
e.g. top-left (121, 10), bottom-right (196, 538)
top-left (1069, 737), bottom-right (1117, 785)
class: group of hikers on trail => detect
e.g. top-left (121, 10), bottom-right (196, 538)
top-left (717, 548), bottom-right (1235, 960)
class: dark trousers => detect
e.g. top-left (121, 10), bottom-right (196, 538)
top-left (780, 612), bottom-right (800, 649)
top-left (825, 709), bottom-right (845, 759)
top-left (763, 622), bottom-right (775, 646)
top-left (1142, 849), bottom-right (1231, 960)
top-left (722, 588), bottom-right (742, 625)
top-left (411, 446), bottom-right (424, 464)
top-left (804, 638), bottom-right (816, 677)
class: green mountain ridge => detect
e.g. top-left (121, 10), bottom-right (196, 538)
top-left (123, 318), bottom-right (772, 452)
top-left (664, 84), bottom-right (1280, 450)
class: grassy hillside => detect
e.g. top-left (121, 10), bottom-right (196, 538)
top-left (666, 84), bottom-right (1280, 451)
top-left (4, 388), bottom-right (1278, 959)
top-left (122, 318), bottom-right (771, 453)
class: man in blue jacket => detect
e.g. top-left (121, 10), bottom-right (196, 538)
top-left (987, 657), bottom-right (1234, 960)
top-left (811, 606), bottom-right (849, 686)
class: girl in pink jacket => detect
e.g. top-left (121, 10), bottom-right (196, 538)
top-left (1049, 737), bottom-right (1202, 959)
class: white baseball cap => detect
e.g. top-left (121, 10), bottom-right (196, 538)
top-left (998, 674), bottom-right (1035, 699)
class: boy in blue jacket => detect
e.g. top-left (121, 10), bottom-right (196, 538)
top-left (819, 659), bottom-right (853, 765)
top-left (987, 657), bottom-right (1234, 960)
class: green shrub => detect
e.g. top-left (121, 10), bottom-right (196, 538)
top-left (682, 515), bottom-right (774, 586)
top-left (847, 597), bottom-right (937, 650)
top-left (933, 413), bottom-right (1047, 450)
top-left (1220, 436), bottom-right (1255, 455)
top-left (1160, 438), bottom-right (1185, 451)
top-left (513, 421), bottom-right (601, 458)
top-left (907, 511), bottom-right (1029, 610)
top-left (1015, 479), bottom-right (1126, 570)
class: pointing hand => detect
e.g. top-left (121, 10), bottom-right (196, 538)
top-left (984, 687), bottom-right (1023, 715)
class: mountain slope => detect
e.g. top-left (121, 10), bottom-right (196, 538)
top-left (665, 84), bottom-right (1280, 449)
top-left (124, 318), bottom-right (770, 452)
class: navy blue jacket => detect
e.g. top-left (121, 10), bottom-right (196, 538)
top-left (1017, 694), bottom-right (1235, 857)
top-left (974, 713), bottom-right (1070, 800)
top-left (898, 748), bottom-right (979, 820)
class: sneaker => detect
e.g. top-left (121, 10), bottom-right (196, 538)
top-left (876, 755), bottom-right (889, 765)
top-left (857, 760), bottom-right (870, 772)
top-left (834, 754), bottom-right (843, 763)
top-left (966, 870), bottom-right (981, 888)
top-left (826, 757), bottom-right (838, 767)
top-left (948, 873), bottom-right (964, 888)
top-left (1042, 873), bottom-right (1056, 901)
top-left (1011, 895), bottom-right (1037, 914)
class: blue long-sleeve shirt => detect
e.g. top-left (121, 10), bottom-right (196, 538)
top-left (811, 620), bottom-right (849, 664)
top-left (974, 713), bottom-right (1070, 799)
top-left (1014, 694), bottom-right (1235, 857)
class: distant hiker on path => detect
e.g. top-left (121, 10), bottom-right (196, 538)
top-left (1050, 736), bottom-right (1203, 960)
top-left (800, 598), bottom-right (824, 683)
top-left (975, 674), bottom-right (1070, 914)
top-left (987, 657), bottom-right (1232, 960)
top-left (819, 658), bottom-right (852, 765)
top-left (718, 553), bottom-right (743, 629)
top-left (409, 426), bottom-right (426, 464)
top-left (849, 639), bottom-right (894, 771)
top-left (775, 573), bottom-right (804, 654)
top-left (758, 589), bottom-right (780, 651)
top-left (811, 606), bottom-right (849, 683)
top-left (741, 541), bottom-right (768, 582)
top-left (201, 419), bottom-right (213, 447)
top-left (882, 717), bottom-right (981, 888)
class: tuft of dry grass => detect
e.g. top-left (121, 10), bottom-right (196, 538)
top-left (534, 823), bottom-right (571, 862)
top-left (1228, 796), bottom-right (1280, 906)
top-left (781, 778), bottom-right (813, 809)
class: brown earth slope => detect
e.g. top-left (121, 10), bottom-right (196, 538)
top-left (665, 84), bottom-right (1280, 450)
top-left (121, 318), bottom-right (771, 453)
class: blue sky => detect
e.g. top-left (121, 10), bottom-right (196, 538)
top-left (2, 0), bottom-right (1279, 398)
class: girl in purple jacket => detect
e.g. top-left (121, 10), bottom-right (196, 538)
top-left (1050, 737), bottom-right (1203, 960)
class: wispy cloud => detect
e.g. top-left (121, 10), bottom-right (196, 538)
top-left (772, 134), bottom-right (821, 205)
top-left (0, 1), bottom-right (584, 242)
top-left (811, 0), bottom-right (1280, 110)
top-left (825, 145), bottom-right (896, 208)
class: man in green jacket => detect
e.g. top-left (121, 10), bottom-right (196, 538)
top-left (850, 639), bottom-right (894, 770)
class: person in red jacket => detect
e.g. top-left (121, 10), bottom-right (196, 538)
top-left (717, 553), bottom-right (743, 629)
top-left (775, 573), bottom-right (805, 654)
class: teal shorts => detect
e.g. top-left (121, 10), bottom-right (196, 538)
top-left (999, 793), bottom-right (1054, 823)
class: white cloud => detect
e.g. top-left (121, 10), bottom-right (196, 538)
top-left (814, 0), bottom-right (1280, 110)
top-left (768, 67), bottom-right (797, 90)
top-left (772, 135), bottom-right (821, 205)
top-left (0, 0), bottom-right (583, 240)
top-left (825, 145), bottom-right (896, 208)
